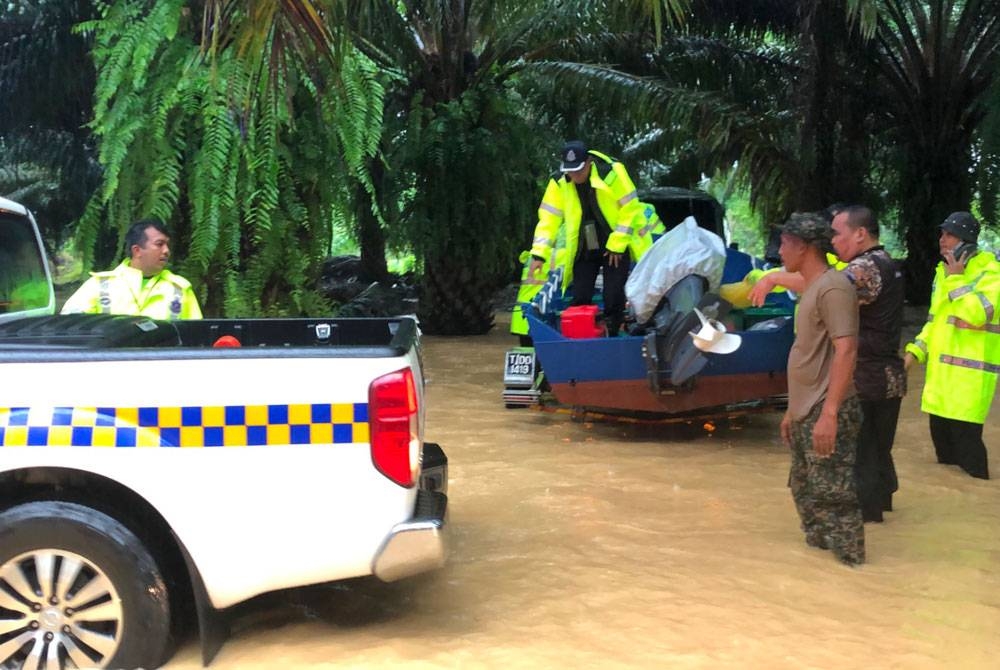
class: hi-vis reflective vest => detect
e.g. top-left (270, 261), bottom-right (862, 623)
top-left (629, 201), bottom-right (667, 260)
top-left (905, 250), bottom-right (1000, 424)
top-left (61, 260), bottom-right (203, 320)
top-left (529, 150), bottom-right (648, 287)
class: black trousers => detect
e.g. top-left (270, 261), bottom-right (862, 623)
top-left (929, 414), bottom-right (989, 479)
top-left (855, 398), bottom-right (901, 522)
top-left (571, 253), bottom-right (630, 335)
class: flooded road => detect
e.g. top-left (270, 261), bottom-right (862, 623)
top-left (165, 323), bottom-right (999, 669)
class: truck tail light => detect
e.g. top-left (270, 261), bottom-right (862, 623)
top-left (368, 368), bottom-right (419, 487)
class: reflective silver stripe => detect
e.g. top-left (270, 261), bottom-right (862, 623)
top-left (617, 191), bottom-right (637, 206)
top-left (939, 354), bottom-right (1000, 374)
top-left (914, 339), bottom-right (928, 354)
top-left (532, 236), bottom-right (552, 246)
top-left (540, 202), bottom-right (563, 217)
top-left (637, 224), bottom-right (652, 237)
top-left (98, 278), bottom-right (111, 314)
top-left (946, 316), bottom-right (1000, 334)
top-left (948, 271), bottom-right (985, 301)
top-left (978, 293), bottom-right (995, 322)
top-left (948, 285), bottom-right (973, 300)
top-left (614, 224), bottom-right (631, 234)
top-left (523, 278), bottom-right (546, 286)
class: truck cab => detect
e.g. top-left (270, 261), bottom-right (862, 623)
top-left (0, 196), bottom-right (56, 322)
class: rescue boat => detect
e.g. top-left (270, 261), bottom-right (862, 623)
top-left (503, 197), bottom-right (795, 417)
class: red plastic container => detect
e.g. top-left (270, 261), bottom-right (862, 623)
top-left (560, 305), bottom-right (604, 339)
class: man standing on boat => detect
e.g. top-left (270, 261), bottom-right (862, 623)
top-left (525, 141), bottom-right (649, 336)
top-left (778, 213), bottom-right (865, 566)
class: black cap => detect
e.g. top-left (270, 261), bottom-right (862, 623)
top-left (780, 212), bottom-right (834, 254)
top-left (939, 211), bottom-right (980, 242)
top-left (560, 140), bottom-right (588, 172)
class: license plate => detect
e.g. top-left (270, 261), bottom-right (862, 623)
top-left (503, 348), bottom-right (536, 386)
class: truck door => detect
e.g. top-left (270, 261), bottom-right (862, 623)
top-left (0, 199), bottom-right (55, 322)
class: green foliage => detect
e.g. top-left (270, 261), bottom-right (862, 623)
top-left (0, 0), bottom-right (101, 250)
top-left (78, 0), bottom-right (385, 316)
top-left (702, 171), bottom-right (766, 257)
top-left (390, 81), bottom-right (544, 281)
top-left (976, 77), bottom-right (1000, 229)
top-left (522, 35), bottom-right (805, 227)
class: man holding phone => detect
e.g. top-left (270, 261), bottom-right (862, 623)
top-left (904, 212), bottom-right (1000, 479)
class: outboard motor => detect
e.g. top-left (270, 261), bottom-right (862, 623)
top-left (641, 275), bottom-right (732, 393)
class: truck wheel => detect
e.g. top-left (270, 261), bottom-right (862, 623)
top-left (0, 501), bottom-right (170, 670)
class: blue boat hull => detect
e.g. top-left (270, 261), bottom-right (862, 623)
top-left (527, 312), bottom-right (794, 414)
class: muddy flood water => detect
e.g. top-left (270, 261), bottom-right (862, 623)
top-left (165, 321), bottom-right (999, 670)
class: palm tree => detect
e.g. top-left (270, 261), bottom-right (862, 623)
top-left (338, 1), bottom-right (566, 333)
top-left (523, 1), bottom-right (879, 228)
top-left (848, 0), bottom-right (1000, 301)
top-left (78, 0), bottom-right (384, 315)
top-left (0, 0), bottom-right (101, 251)
top-left (73, 0), bottom-right (687, 329)
top-left (527, 0), bottom-right (1000, 303)
top-left (349, 1), bottom-right (696, 334)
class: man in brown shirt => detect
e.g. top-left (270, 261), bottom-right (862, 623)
top-left (779, 213), bottom-right (865, 566)
top-left (751, 206), bottom-right (905, 523)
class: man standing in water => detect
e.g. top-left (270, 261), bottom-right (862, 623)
top-left (903, 212), bottom-right (1000, 479)
top-left (750, 205), bottom-right (905, 522)
top-left (778, 213), bottom-right (865, 566)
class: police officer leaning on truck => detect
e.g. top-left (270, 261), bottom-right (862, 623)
top-left (61, 219), bottom-right (202, 320)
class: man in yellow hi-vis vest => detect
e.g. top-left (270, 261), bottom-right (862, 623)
top-left (525, 141), bottom-right (645, 336)
top-left (904, 211), bottom-right (1000, 479)
top-left (62, 219), bottom-right (203, 320)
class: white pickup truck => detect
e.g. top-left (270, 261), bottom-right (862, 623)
top-left (0, 197), bottom-right (449, 669)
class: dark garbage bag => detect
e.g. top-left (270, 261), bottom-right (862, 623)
top-left (318, 255), bottom-right (371, 303)
top-left (336, 281), bottom-right (418, 318)
top-left (318, 255), bottom-right (418, 317)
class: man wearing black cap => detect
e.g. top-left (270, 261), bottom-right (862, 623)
top-left (750, 206), bottom-right (906, 522)
top-left (904, 211), bottom-right (1000, 479)
top-left (779, 212), bottom-right (865, 566)
top-left (526, 141), bottom-right (646, 335)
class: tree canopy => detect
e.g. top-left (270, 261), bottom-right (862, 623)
top-left (1, 0), bottom-right (996, 323)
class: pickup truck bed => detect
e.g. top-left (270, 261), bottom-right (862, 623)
top-left (0, 313), bottom-right (416, 351)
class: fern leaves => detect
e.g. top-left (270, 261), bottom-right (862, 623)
top-left (80, 0), bottom-right (384, 316)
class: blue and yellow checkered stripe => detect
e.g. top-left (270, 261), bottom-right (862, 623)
top-left (0, 403), bottom-right (369, 448)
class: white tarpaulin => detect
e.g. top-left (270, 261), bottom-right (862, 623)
top-left (625, 216), bottom-right (727, 324)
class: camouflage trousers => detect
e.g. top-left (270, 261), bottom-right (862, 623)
top-left (789, 395), bottom-right (865, 565)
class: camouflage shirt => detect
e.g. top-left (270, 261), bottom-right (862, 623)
top-left (843, 247), bottom-right (907, 400)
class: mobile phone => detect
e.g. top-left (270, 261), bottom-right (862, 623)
top-left (582, 221), bottom-right (599, 252)
top-left (950, 241), bottom-right (978, 263)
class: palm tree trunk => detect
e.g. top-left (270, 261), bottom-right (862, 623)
top-left (418, 253), bottom-right (496, 335)
top-left (355, 158), bottom-right (389, 282)
top-left (899, 148), bottom-right (973, 305)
